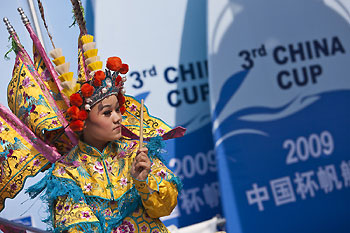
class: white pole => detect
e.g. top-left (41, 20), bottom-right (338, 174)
top-left (27, 0), bottom-right (46, 50)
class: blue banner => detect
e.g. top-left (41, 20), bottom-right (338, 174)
top-left (208, 0), bottom-right (350, 232)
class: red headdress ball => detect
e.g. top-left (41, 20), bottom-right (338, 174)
top-left (118, 92), bottom-right (125, 105)
top-left (120, 105), bottom-right (126, 115)
top-left (115, 75), bottom-right (122, 86)
top-left (119, 64), bottom-right (129, 74)
top-left (106, 57), bottom-right (122, 71)
top-left (67, 106), bottom-right (80, 120)
top-left (93, 70), bottom-right (106, 86)
top-left (78, 110), bottom-right (88, 121)
top-left (70, 120), bottom-right (84, 131)
top-left (81, 83), bottom-right (95, 98)
top-left (70, 93), bottom-right (83, 107)
top-left (94, 70), bottom-right (106, 81)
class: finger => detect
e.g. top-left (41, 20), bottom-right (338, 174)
top-left (131, 158), bottom-right (138, 175)
top-left (139, 169), bottom-right (150, 180)
top-left (134, 161), bottom-right (151, 173)
top-left (130, 165), bottom-right (136, 177)
top-left (137, 147), bottom-right (148, 154)
top-left (136, 153), bottom-right (150, 163)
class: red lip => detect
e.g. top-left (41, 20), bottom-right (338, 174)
top-left (113, 125), bottom-right (121, 130)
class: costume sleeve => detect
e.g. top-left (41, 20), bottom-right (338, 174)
top-left (54, 195), bottom-right (101, 233)
top-left (132, 158), bottom-right (181, 218)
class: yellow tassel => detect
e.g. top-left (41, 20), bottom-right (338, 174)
top-left (83, 49), bottom-right (98, 59)
top-left (58, 72), bottom-right (74, 82)
top-left (49, 48), bottom-right (62, 59)
top-left (86, 56), bottom-right (100, 65)
top-left (80, 35), bottom-right (94, 45)
top-left (53, 56), bottom-right (66, 66)
top-left (55, 62), bottom-right (70, 75)
top-left (87, 61), bottom-right (103, 72)
top-left (62, 82), bottom-right (81, 98)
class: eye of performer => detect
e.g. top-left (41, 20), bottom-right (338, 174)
top-left (103, 106), bottom-right (120, 116)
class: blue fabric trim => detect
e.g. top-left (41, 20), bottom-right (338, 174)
top-left (26, 164), bottom-right (84, 203)
top-left (168, 174), bottom-right (183, 193)
top-left (150, 174), bottom-right (160, 192)
top-left (26, 163), bottom-right (143, 232)
top-left (146, 136), bottom-right (183, 193)
top-left (34, 116), bottom-right (59, 136)
top-left (131, 176), bottom-right (148, 182)
top-left (36, 57), bottom-right (42, 71)
top-left (146, 136), bottom-right (166, 164)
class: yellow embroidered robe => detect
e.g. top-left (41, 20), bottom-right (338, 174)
top-left (45, 139), bottom-right (180, 233)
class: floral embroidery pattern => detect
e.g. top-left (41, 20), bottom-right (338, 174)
top-left (19, 155), bottom-right (28, 163)
top-left (113, 220), bottom-right (135, 233)
top-left (81, 211), bottom-right (91, 220)
top-left (22, 76), bottom-right (31, 88)
top-left (84, 183), bottom-right (92, 192)
top-left (156, 127), bottom-right (165, 136)
top-left (33, 159), bottom-right (41, 167)
top-left (57, 167), bottom-right (66, 175)
top-left (105, 160), bottom-right (112, 173)
top-left (129, 104), bottom-right (137, 112)
top-left (157, 170), bottom-right (167, 179)
top-left (118, 150), bottom-right (126, 159)
top-left (56, 204), bottom-right (63, 212)
top-left (10, 183), bottom-right (17, 191)
top-left (81, 155), bottom-right (88, 163)
top-left (93, 161), bottom-right (104, 174)
top-left (64, 205), bottom-right (70, 211)
top-left (8, 88), bottom-right (14, 97)
top-left (104, 209), bottom-right (112, 216)
top-left (39, 112), bottom-right (48, 118)
top-left (140, 225), bottom-right (148, 232)
top-left (120, 177), bottom-right (128, 187)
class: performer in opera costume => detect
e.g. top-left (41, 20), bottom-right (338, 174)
top-left (0, 1), bottom-right (185, 232)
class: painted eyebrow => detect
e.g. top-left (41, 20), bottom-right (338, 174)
top-left (98, 104), bottom-right (112, 112)
top-left (98, 104), bottom-right (120, 112)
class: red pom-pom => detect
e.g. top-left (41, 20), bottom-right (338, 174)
top-left (78, 110), bottom-right (88, 121)
top-left (94, 70), bottom-right (106, 81)
top-left (67, 106), bottom-right (80, 120)
top-left (70, 120), bottom-right (84, 131)
top-left (70, 93), bottom-right (83, 107)
top-left (119, 64), bottom-right (129, 74)
top-left (118, 92), bottom-right (125, 105)
top-left (81, 83), bottom-right (95, 98)
top-left (93, 78), bottom-right (102, 87)
top-left (106, 57), bottom-right (122, 71)
top-left (115, 75), bottom-right (122, 86)
top-left (120, 105), bottom-right (126, 115)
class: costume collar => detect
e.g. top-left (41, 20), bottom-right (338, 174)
top-left (77, 140), bottom-right (119, 158)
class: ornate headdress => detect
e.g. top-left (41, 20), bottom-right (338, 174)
top-left (0, 1), bottom-right (185, 211)
top-left (58, 36), bottom-right (130, 131)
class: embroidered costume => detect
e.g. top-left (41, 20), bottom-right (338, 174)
top-left (0, 2), bottom-right (185, 232)
top-left (28, 138), bottom-right (182, 233)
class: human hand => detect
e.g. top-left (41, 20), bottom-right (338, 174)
top-left (131, 147), bottom-right (151, 181)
